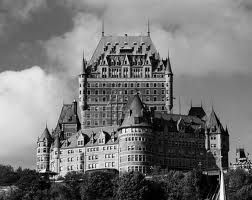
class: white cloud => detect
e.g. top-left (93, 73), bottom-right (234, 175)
top-left (43, 13), bottom-right (101, 77)
top-left (47, 0), bottom-right (252, 76)
top-left (0, 66), bottom-right (72, 167)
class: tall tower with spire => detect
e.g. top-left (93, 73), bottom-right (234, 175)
top-left (78, 52), bottom-right (88, 129)
top-left (36, 125), bottom-right (53, 172)
top-left (165, 52), bottom-right (173, 113)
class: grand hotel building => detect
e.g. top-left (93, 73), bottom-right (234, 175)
top-left (36, 27), bottom-right (229, 176)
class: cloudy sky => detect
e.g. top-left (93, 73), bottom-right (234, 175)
top-left (0, 0), bottom-right (252, 168)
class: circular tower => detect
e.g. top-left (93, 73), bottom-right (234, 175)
top-left (118, 94), bottom-right (154, 174)
top-left (79, 53), bottom-right (88, 129)
top-left (36, 126), bottom-right (53, 172)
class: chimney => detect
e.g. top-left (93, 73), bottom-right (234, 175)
top-left (73, 99), bottom-right (77, 115)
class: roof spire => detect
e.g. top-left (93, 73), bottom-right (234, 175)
top-left (102, 19), bottom-right (104, 37)
top-left (166, 49), bottom-right (172, 74)
top-left (190, 99), bottom-right (192, 108)
top-left (147, 19), bottom-right (150, 36)
top-left (82, 49), bottom-right (86, 73)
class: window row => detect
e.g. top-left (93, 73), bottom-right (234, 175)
top-left (125, 137), bottom-right (151, 142)
top-left (105, 162), bottom-right (115, 168)
top-left (37, 156), bottom-right (49, 162)
top-left (66, 164), bottom-right (83, 171)
top-left (88, 155), bottom-right (98, 160)
top-left (85, 112), bottom-right (122, 119)
top-left (81, 89), bottom-right (165, 95)
top-left (37, 148), bottom-right (48, 153)
top-left (127, 145), bottom-right (153, 152)
top-left (86, 82), bottom-right (165, 88)
top-left (128, 166), bottom-right (147, 174)
top-left (86, 119), bottom-right (118, 126)
top-left (105, 154), bottom-right (115, 159)
top-left (88, 163), bottom-right (97, 169)
top-left (122, 127), bottom-right (152, 134)
top-left (84, 96), bottom-right (165, 103)
top-left (127, 155), bottom-right (147, 162)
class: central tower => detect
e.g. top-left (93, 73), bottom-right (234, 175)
top-left (79, 27), bottom-right (174, 129)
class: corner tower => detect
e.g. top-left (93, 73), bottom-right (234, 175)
top-left (36, 125), bottom-right (53, 172)
top-left (118, 94), bottom-right (154, 174)
top-left (205, 109), bottom-right (229, 171)
top-left (79, 53), bottom-right (88, 129)
top-left (165, 53), bottom-right (173, 113)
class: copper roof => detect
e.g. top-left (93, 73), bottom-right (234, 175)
top-left (206, 109), bottom-right (224, 132)
top-left (188, 106), bottom-right (206, 119)
top-left (120, 94), bottom-right (151, 129)
top-left (89, 35), bottom-right (159, 66)
top-left (39, 127), bottom-right (52, 141)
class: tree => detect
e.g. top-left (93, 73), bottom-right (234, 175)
top-left (80, 171), bottom-right (117, 200)
top-left (116, 171), bottom-right (152, 200)
top-left (64, 171), bottom-right (84, 200)
top-left (49, 183), bottom-right (73, 200)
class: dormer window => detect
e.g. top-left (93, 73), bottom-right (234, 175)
top-left (77, 140), bottom-right (84, 146)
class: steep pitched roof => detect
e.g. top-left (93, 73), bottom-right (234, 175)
top-left (61, 126), bottom-right (119, 149)
top-left (39, 127), bottom-right (52, 141)
top-left (188, 107), bottom-right (206, 119)
top-left (59, 104), bottom-right (79, 124)
top-left (166, 56), bottom-right (172, 74)
top-left (207, 110), bottom-right (222, 127)
top-left (120, 94), bottom-right (151, 129)
top-left (89, 35), bottom-right (159, 66)
top-left (206, 109), bottom-right (224, 132)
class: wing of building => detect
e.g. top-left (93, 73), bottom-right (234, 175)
top-left (36, 28), bottom-right (229, 177)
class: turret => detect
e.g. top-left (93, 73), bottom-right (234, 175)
top-left (51, 134), bottom-right (60, 173)
top-left (205, 109), bottom-right (229, 170)
top-left (165, 52), bottom-right (173, 114)
top-left (79, 52), bottom-right (88, 129)
top-left (36, 125), bottom-right (53, 172)
top-left (118, 94), bottom-right (154, 174)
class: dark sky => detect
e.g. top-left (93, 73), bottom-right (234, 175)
top-left (0, 0), bottom-right (252, 168)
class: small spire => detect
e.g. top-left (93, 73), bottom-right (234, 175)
top-left (102, 19), bottom-right (104, 37)
top-left (147, 19), bottom-right (150, 36)
top-left (166, 50), bottom-right (173, 74)
top-left (82, 50), bottom-right (86, 73)
top-left (46, 121), bottom-right (47, 129)
top-left (190, 99), bottom-right (192, 108)
top-left (211, 98), bottom-right (214, 112)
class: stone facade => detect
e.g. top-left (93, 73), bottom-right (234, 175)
top-left (36, 31), bottom-right (229, 177)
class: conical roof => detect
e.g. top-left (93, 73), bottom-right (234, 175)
top-left (120, 94), bottom-right (151, 129)
top-left (54, 134), bottom-right (60, 148)
top-left (39, 127), bottom-right (52, 141)
top-left (166, 55), bottom-right (172, 74)
top-left (206, 109), bottom-right (224, 132)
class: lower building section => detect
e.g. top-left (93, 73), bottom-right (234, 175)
top-left (36, 95), bottom-right (229, 177)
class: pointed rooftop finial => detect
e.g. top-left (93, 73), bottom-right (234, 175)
top-left (147, 19), bottom-right (150, 36)
top-left (211, 98), bottom-right (214, 112)
top-left (46, 121), bottom-right (47, 129)
top-left (190, 99), bottom-right (192, 108)
top-left (102, 19), bottom-right (104, 37)
top-left (200, 98), bottom-right (203, 107)
top-left (166, 49), bottom-right (173, 74)
top-left (82, 49), bottom-right (86, 73)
